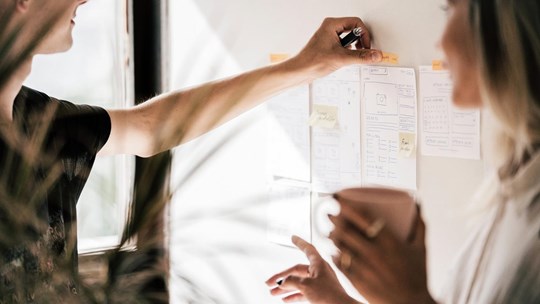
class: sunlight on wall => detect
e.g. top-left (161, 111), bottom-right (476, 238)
top-left (169, 0), bottom-right (243, 88)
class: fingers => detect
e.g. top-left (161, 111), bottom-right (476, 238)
top-left (266, 236), bottom-right (323, 288)
top-left (342, 48), bottom-right (383, 65)
top-left (332, 253), bottom-right (383, 299)
top-left (322, 17), bottom-right (382, 65)
top-left (282, 292), bottom-right (307, 303)
top-left (329, 220), bottom-right (380, 267)
top-left (269, 276), bottom-right (307, 302)
top-left (322, 17), bottom-right (368, 40)
top-left (277, 275), bottom-right (304, 292)
top-left (332, 253), bottom-right (365, 280)
top-left (334, 201), bottom-right (373, 234)
top-left (265, 264), bottom-right (309, 287)
top-left (291, 235), bottom-right (323, 266)
top-left (411, 210), bottom-right (426, 247)
top-left (359, 25), bottom-right (373, 49)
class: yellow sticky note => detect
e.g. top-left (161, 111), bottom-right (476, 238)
top-left (399, 132), bottom-right (416, 158)
top-left (270, 53), bottom-right (290, 64)
top-left (432, 60), bottom-right (445, 70)
top-left (381, 52), bottom-right (399, 65)
top-left (309, 104), bottom-right (338, 129)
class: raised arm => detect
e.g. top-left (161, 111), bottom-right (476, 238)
top-left (99, 17), bottom-right (382, 157)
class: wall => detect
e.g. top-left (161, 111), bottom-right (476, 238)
top-left (168, 0), bottom-right (486, 303)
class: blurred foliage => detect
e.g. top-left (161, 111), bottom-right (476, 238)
top-left (0, 6), bottom-right (169, 303)
top-left (0, 3), bottom-right (261, 302)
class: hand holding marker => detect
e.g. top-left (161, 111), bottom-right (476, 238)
top-left (340, 27), bottom-right (364, 48)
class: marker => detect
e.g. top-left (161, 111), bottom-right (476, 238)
top-left (340, 27), bottom-right (363, 48)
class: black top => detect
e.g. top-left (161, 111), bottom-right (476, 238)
top-left (0, 86), bottom-right (111, 300)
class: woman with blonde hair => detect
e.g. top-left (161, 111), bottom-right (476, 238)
top-left (267, 0), bottom-right (540, 303)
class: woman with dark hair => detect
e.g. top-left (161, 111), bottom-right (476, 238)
top-left (268, 0), bottom-right (540, 303)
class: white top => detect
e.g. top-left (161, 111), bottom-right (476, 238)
top-left (440, 152), bottom-right (540, 303)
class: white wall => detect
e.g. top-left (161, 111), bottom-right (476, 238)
top-left (169, 0), bottom-right (486, 303)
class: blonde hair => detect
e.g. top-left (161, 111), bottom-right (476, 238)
top-left (469, 0), bottom-right (540, 177)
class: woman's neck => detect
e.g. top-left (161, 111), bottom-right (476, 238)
top-left (0, 59), bottom-right (32, 124)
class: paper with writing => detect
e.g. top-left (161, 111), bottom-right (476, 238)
top-left (311, 66), bottom-right (362, 193)
top-left (419, 66), bottom-right (481, 159)
top-left (361, 66), bottom-right (417, 190)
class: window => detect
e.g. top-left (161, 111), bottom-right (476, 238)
top-left (24, 0), bottom-right (133, 253)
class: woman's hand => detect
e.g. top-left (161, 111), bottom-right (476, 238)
top-left (266, 235), bottom-right (360, 304)
top-left (329, 202), bottom-right (436, 304)
top-left (288, 17), bottom-right (382, 80)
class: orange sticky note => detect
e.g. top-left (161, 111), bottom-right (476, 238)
top-left (381, 52), bottom-right (399, 65)
top-left (432, 60), bottom-right (445, 70)
top-left (270, 53), bottom-right (290, 64)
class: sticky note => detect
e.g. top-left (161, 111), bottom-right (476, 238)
top-left (309, 104), bottom-right (338, 129)
top-left (270, 53), bottom-right (290, 64)
top-left (399, 132), bottom-right (416, 158)
top-left (432, 60), bottom-right (445, 70)
top-left (381, 52), bottom-right (399, 65)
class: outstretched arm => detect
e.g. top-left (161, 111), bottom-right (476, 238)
top-left (99, 17), bottom-right (382, 157)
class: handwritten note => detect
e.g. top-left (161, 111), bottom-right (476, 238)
top-left (419, 66), bottom-right (480, 159)
top-left (399, 132), bottom-right (416, 158)
top-left (309, 104), bottom-right (338, 129)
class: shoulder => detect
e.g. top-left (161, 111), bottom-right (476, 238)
top-left (14, 86), bottom-right (54, 116)
top-left (16, 86), bottom-right (109, 117)
top-left (15, 86), bottom-right (107, 120)
top-left (16, 86), bottom-right (112, 154)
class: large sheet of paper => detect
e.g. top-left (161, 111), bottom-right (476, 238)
top-left (267, 85), bottom-right (311, 182)
top-left (419, 66), bottom-right (481, 159)
top-left (361, 66), bottom-right (417, 190)
top-left (266, 180), bottom-right (311, 247)
top-left (311, 66), bottom-right (362, 193)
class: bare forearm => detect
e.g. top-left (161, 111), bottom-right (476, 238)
top-left (100, 17), bottom-right (382, 157)
top-left (141, 57), bottom-right (316, 154)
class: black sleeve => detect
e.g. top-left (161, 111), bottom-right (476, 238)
top-left (50, 99), bottom-right (112, 158)
top-left (14, 86), bottom-right (111, 160)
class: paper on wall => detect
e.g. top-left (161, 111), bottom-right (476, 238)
top-left (361, 66), bottom-right (417, 190)
top-left (266, 180), bottom-right (311, 247)
top-left (267, 85), bottom-right (311, 182)
top-left (419, 66), bottom-right (481, 159)
top-left (311, 66), bottom-right (362, 193)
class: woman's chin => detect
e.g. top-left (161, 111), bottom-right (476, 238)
top-left (451, 95), bottom-right (482, 109)
top-left (37, 40), bottom-right (73, 55)
top-left (452, 90), bottom-right (482, 109)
